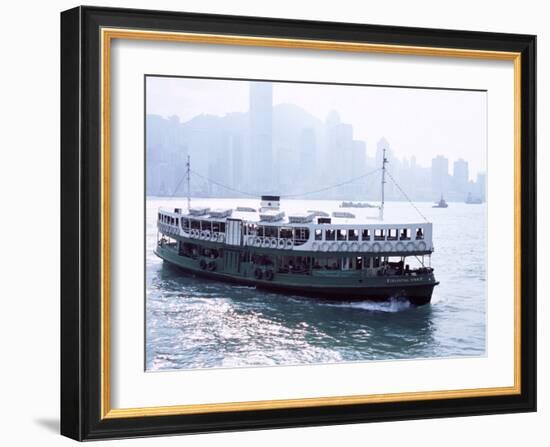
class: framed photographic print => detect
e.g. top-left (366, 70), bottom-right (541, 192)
top-left (60, 6), bottom-right (536, 441)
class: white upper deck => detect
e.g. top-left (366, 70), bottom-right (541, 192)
top-left (157, 197), bottom-right (433, 254)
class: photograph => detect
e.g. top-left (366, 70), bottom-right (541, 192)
top-left (145, 75), bottom-right (488, 371)
top-left (56, 4), bottom-right (537, 441)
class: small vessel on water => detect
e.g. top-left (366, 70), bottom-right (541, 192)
top-left (433, 195), bottom-right (448, 208)
top-left (155, 151), bottom-right (439, 305)
top-left (340, 201), bottom-right (376, 208)
top-left (465, 192), bottom-right (482, 204)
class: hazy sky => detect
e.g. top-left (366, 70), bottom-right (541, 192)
top-left (146, 76), bottom-right (487, 179)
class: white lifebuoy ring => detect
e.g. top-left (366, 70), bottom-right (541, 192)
top-left (278, 239), bottom-right (285, 248)
top-left (350, 242), bottom-right (359, 252)
top-left (360, 242), bottom-right (370, 252)
top-left (372, 242), bottom-right (381, 253)
top-left (204, 230), bottom-right (211, 240)
top-left (312, 242), bottom-right (319, 251)
top-left (321, 242), bottom-right (329, 252)
top-left (417, 241), bottom-right (427, 251)
top-left (285, 239), bottom-right (293, 249)
top-left (255, 237), bottom-right (263, 247)
top-left (340, 242), bottom-right (349, 252)
top-left (406, 241), bottom-right (415, 252)
top-left (198, 231), bottom-right (205, 239)
top-left (218, 234), bottom-right (225, 243)
top-left (396, 242), bottom-right (405, 252)
top-left (330, 242), bottom-right (338, 252)
top-left (262, 238), bottom-right (271, 248)
top-left (210, 232), bottom-right (218, 242)
top-left (383, 242), bottom-right (393, 252)
top-left (270, 238), bottom-right (277, 248)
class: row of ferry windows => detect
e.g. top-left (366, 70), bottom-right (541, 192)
top-left (314, 228), bottom-right (424, 241)
top-left (159, 214), bottom-right (424, 242)
top-left (159, 214), bottom-right (179, 226)
top-left (245, 224), bottom-right (310, 241)
top-left (158, 214), bottom-right (228, 233)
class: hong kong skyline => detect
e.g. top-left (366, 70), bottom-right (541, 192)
top-left (146, 77), bottom-right (486, 202)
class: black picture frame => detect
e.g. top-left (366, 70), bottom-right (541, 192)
top-left (61, 5), bottom-right (536, 441)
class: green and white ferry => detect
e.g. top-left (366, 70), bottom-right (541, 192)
top-left (155, 152), bottom-right (439, 306)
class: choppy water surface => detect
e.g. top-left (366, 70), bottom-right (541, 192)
top-left (146, 198), bottom-right (486, 370)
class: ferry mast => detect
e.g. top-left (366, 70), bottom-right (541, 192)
top-left (186, 155), bottom-right (191, 210)
top-left (379, 147), bottom-right (388, 221)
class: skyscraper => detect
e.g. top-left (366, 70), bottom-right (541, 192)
top-left (324, 111), bottom-right (353, 186)
top-left (476, 172), bottom-right (487, 201)
top-left (431, 155), bottom-right (449, 199)
top-left (249, 82), bottom-right (273, 192)
top-left (453, 158), bottom-right (469, 197)
top-left (299, 128), bottom-right (316, 187)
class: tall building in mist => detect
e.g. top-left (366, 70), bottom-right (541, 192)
top-left (249, 82), bottom-right (273, 192)
top-left (326, 112), bottom-right (353, 186)
top-left (453, 158), bottom-right (469, 197)
top-left (299, 128), bottom-right (317, 187)
top-left (476, 172), bottom-right (487, 201)
top-left (431, 155), bottom-right (449, 199)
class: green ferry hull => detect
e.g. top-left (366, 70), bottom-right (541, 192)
top-left (155, 244), bottom-right (437, 306)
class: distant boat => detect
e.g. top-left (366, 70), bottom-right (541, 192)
top-left (465, 192), bottom-right (482, 204)
top-left (340, 201), bottom-right (376, 208)
top-left (433, 195), bottom-right (448, 208)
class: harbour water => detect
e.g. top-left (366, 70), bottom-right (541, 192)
top-left (146, 198), bottom-right (486, 371)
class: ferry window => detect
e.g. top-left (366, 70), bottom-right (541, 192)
top-left (361, 229), bottom-right (370, 241)
top-left (349, 230), bottom-right (359, 241)
top-left (212, 222), bottom-right (220, 233)
top-left (265, 226), bottom-right (278, 238)
top-left (295, 228), bottom-right (309, 241)
top-left (400, 228), bottom-right (410, 240)
top-left (388, 229), bottom-right (398, 240)
top-left (220, 223), bottom-right (226, 233)
top-left (201, 221), bottom-right (212, 231)
top-left (337, 229), bottom-right (347, 241)
top-left (374, 229), bottom-right (385, 241)
top-left (280, 227), bottom-right (292, 239)
top-left (158, 212), bottom-right (161, 221)
top-left (171, 217), bottom-right (174, 225)
top-left (416, 227), bottom-right (424, 240)
top-left (175, 218), bottom-right (179, 227)
top-left (315, 229), bottom-right (322, 240)
top-left (191, 220), bottom-right (201, 230)
top-left (325, 229), bottom-right (336, 241)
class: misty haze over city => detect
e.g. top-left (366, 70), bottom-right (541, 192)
top-left (146, 76), bottom-right (487, 202)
